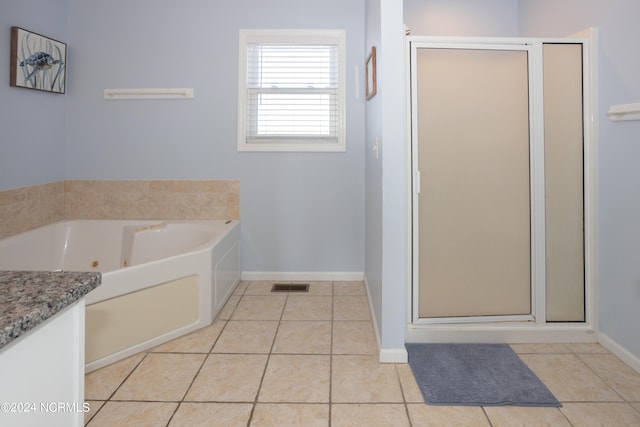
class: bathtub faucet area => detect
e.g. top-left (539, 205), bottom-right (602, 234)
top-left (134, 223), bottom-right (165, 232)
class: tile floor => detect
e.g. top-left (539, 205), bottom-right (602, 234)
top-left (84, 281), bottom-right (640, 426)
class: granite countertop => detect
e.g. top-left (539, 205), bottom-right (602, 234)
top-left (0, 271), bottom-right (101, 350)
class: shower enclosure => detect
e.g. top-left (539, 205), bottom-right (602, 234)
top-left (408, 35), bottom-right (596, 343)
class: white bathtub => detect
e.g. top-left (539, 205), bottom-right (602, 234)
top-left (0, 219), bottom-right (240, 372)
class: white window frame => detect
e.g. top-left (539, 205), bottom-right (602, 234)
top-left (237, 29), bottom-right (346, 152)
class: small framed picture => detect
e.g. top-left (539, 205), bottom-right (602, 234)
top-left (366, 46), bottom-right (376, 100)
top-left (10, 26), bottom-right (67, 94)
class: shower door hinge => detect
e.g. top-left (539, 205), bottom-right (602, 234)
top-left (414, 170), bottom-right (421, 194)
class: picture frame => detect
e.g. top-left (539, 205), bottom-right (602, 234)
top-left (10, 26), bottom-right (67, 94)
top-left (366, 46), bottom-right (377, 100)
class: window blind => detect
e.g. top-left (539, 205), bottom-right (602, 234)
top-left (246, 42), bottom-right (340, 143)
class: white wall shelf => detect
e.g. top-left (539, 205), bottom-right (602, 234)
top-left (104, 88), bottom-right (194, 100)
top-left (607, 102), bottom-right (640, 121)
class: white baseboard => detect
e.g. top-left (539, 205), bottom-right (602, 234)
top-left (241, 271), bottom-right (364, 282)
top-left (363, 276), bottom-right (408, 363)
top-left (363, 276), bottom-right (382, 359)
top-left (405, 324), bottom-right (598, 344)
top-left (598, 332), bottom-right (640, 374)
top-left (379, 348), bottom-right (408, 363)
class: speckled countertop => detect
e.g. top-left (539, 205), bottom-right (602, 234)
top-left (0, 271), bottom-right (101, 350)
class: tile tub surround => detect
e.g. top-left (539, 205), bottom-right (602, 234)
top-left (0, 270), bottom-right (101, 349)
top-left (0, 180), bottom-right (240, 240)
top-left (0, 181), bottom-right (65, 240)
top-left (64, 180), bottom-right (240, 220)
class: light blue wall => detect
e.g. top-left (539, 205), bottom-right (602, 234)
top-left (519, 0), bottom-right (640, 360)
top-left (65, 0), bottom-right (366, 274)
top-left (379, 0), bottom-right (409, 354)
top-left (0, 0), bottom-right (68, 189)
top-left (364, 0), bottom-right (383, 336)
top-left (404, 0), bottom-right (518, 36)
top-left (364, 0), bottom-right (408, 356)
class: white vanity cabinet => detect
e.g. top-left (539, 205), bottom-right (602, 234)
top-left (0, 301), bottom-right (87, 427)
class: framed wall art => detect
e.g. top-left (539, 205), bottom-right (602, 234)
top-left (10, 26), bottom-right (67, 94)
top-left (366, 46), bottom-right (376, 100)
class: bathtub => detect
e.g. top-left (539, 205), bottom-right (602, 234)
top-left (0, 219), bottom-right (240, 372)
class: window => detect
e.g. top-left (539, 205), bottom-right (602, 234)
top-left (237, 29), bottom-right (346, 152)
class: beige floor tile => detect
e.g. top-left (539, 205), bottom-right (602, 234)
top-left (86, 401), bottom-right (177, 427)
top-left (231, 295), bottom-right (286, 320)
top-left (332, 321), bottom-right (377, 354)
top-left (259, 281), bottom-right (333, 296)
top-left (212, 320), bottom-right (278, 353)
top-left (88, 292), bottom-right (640, 427)
top-left (332, 404), bottom-right (409, 427)
top-left (217, 295), bottom-right (240, 320)
top-left (578, 353), bottom-right (640, 401)
top-left (333, 281), bottom-right (366, 296)
top-left (84, 401), bottom-right (104, 425)
top-left (332, 355), bottom-right (404, 403)
top-left (169, 403), bottom-right (253, 427)
top-left (251, 403), bottom-right (329, 427)
top-left (272, 321), bottom-right (332, 354)
top-left (560, 402), bottom-right (640, 426)
top-left (232, 281), bottom-right (249, 296)
top-left (85, 353), bottom-right (145, 400)
top-left (246, 281), bottom-right (333, 296)
top-left (282, 296), bottom-right (332, 321)
top-left (150, 320), bottom-right (225, 353)
top-left (245, 280), bottom-right (278, 295)
top-left (185, 354), bottom-right (268, 402)
top-left (407, 404), bottom-right (490, 427)
top-left (306, 281), bottom-right (333, 296)
top-left (510, 343), bottom-right (570, 354)
top-left (396, 364), bottom-right (424, 403)
top-left (519, 354), bottom-right (622, 402)
top-left (112, 353), bottom-right (205, 401)
top-left (565, 342), bottom-right (610, 354)
top-left (258, 355), bottom-right (330, 403)
top-left (333, 296), bottom-right (371, 320)
top-left (483, 406), bottom-right (571, 426)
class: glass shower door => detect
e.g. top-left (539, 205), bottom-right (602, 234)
top-left (414, 46), bottom-right (532, 319)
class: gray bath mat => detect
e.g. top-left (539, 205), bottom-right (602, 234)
top-left (406, 343), bottom-right (561, 407)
